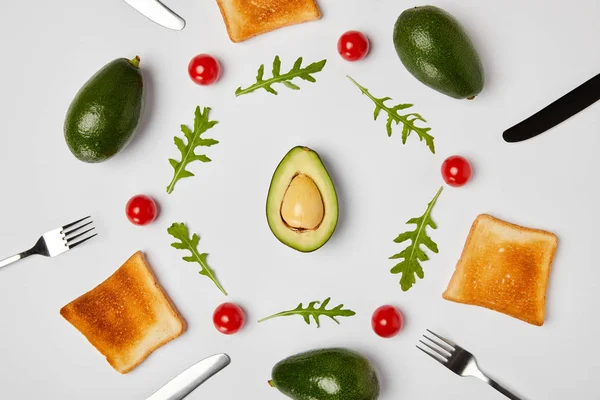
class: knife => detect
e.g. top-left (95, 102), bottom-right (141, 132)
top-left (503, 73), bottom-right (600, 143)
top-left (122, 0), bottom-right (186, 30)
top-left (145, 354), bottom-right (230, 400)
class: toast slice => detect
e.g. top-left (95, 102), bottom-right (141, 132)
top-left (216, 0), bottom-right (321, 43)
top-left (443, 214), bottom-right (558, 326)
top-left (60, 251), bottom-right (186, 373)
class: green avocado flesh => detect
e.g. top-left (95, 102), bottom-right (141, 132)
top-left (393, 6), bottom-right (484, 99)
top-left (64, 57), bottom-right (144, 163)
top-left (266, 147), bottom-right (338, 253)
top-left (271, 348), bottom-right (380, 400)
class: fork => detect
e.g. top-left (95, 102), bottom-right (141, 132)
top-left (417, 329), bottom-right (524, 400)
top-left (0, 216), bottom-right (96, 270)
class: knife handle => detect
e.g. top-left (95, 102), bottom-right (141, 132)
top-left (503, 73), bottom-right (600, 142)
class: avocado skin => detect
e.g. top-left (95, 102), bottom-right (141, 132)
top-left (64, 58), bottom-right (144, 163)
top-left (272, 348), bottom-right (379, 400)
top-left (393, 5), bottom-right (484, 99)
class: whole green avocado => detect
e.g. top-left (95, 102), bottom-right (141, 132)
top-left (393, 6), bottom-right (484, 99)
top-left (64, 56), bottom-right (144, 163)
top-left (270, 348), bottom-right (380, 400)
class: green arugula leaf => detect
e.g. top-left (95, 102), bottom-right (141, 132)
top-left (390, 186), bottom-right (443, 291)
top-left (258, 297), bottom-right (355, 327)
top-left (167, 222), bottom-right (227, 296)
top-left (235, 56), bottom-right (327, 96)
top-left (166, 106), bottom-right (219, 194)
top-left (347, 76), bottom-right (435, 154)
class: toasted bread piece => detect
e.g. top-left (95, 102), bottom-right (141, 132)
top-left (60, 252), bottom-right (186, 373)
top-left (443, 214), bottom-right (558, 326)
top-left (216, 0), bottom-right (321, 43)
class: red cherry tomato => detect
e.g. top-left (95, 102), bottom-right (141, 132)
top-left (337, 30), bottom-right (370, 61)
top-left (372, 305), bottom-right (403, 338)
top-left (125, 195), bottom-right (158, 226)
top-left (188, 54), bottom-right (221, 85)
top-left (213, 303), bottom-right (245, 335)
top-left (441, 155), bottom-right (473, 187)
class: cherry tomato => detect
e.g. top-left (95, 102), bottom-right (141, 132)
top-left (337, 31), bottom-right (370, 61)
top-left (441, 155), bottom-right (473, 187)
top-left (372, 305), bottom-right (403, 338)
top-left (125, 195), bottom-right (158, 226)
top-left (213, 303), bottom-right (245, 335)
top-left (188, 54), bottom-right (221, 85)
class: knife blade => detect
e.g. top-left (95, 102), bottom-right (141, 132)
top-left (145, 354), bottom-right (230, 400)
top-left (503, 73), bottom-right (600, 143)
top-left (122, 0), bottom-right (186, 31)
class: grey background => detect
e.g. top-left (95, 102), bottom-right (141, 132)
top-left (1, 0), bottom-right (599, 398)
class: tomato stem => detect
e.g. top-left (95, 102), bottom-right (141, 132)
top-left (129, 56), bottom-right (141, 68)
top-left (268, 380), bottom-right (275, 388)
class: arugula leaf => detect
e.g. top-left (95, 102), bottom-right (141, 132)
top-left (390, 186), bottom-right (443, 291)
top-left (166, 106), bottom-right (219, 194)
top-left (235, 56), bottom-right (326, 96)
top-left (167, 222), bottom-right (227, 296)
top-left (258, 297), bottom-right (355, 327)
top-left (347, 76), bottom-right (435, 154)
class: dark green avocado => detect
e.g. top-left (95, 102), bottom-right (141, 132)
top-left (270, 348), bottom-right (380, 400)
top-left (64, 56), bottom-right (144, 163)
top-left (393, 6), bottom-right (484, 99)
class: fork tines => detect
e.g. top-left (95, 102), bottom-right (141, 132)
top-left (417, 329), bottom-right (456, 364)
top-left (62, 216), bottom-right (97, 249)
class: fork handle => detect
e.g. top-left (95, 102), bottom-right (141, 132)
top-left (0, 250), bottom-right (34, 270)
top-left (485, 377), bottom-right (524, 400)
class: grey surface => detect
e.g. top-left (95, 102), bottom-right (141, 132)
top-left (1, 0), bottom-right (599, 399)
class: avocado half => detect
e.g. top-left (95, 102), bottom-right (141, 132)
top-left (266, 147), bottom-right (338, 253)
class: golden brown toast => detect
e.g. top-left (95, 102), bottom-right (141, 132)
top-left (442, 214), bottom-right (558, 326)
top-left (60, 251), bottom-right (186, 373)
top-left (216, 0), bottom-right (321, 43)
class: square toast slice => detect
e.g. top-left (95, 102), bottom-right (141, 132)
top-left (60, 251), bottom-right (186, 373)
top-left (443, 214), bottom-right (558, 326)
top-left (216, 0), bottom-right (321, 43)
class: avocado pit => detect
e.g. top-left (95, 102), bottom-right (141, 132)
top-left (280, 174), bottom-right (324, 231)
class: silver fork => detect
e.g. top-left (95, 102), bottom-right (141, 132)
top-left (0, 216), bottom-right (96, 270)
top-left (417, 329), bottom-right (524, 400)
